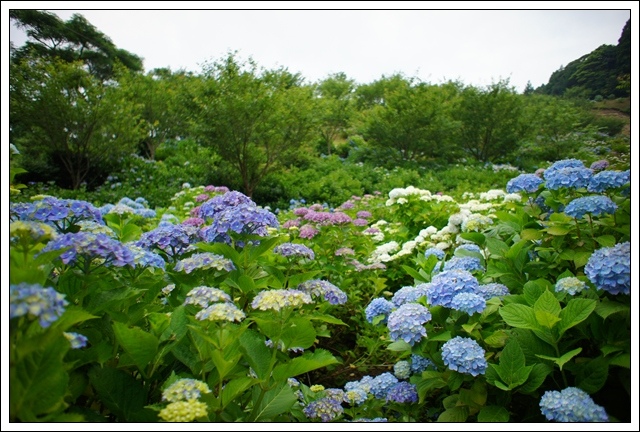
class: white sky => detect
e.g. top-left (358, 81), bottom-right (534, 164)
top-left (5, 2), bottom-right (636, 92)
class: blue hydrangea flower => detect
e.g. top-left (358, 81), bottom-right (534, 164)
top-left (393, 360), bottom-right (411, 379)
top-left (427, 269), bottom-right (480, 308)
top-left (455, 243), bottom-right (483, 256)
top-left (173, 252), bottom-right (235, 274)
top-left (441, 336), bottom-right (487, 376)
top-left (273, 242), bottom-right (315, 259)
top-left (136, 223), bottom-right (200, 258)
top-left (324, 388), bottom-right (345, 402)
top-left (297, 279), bottom-right (347, 305)
top-left (424, 247), bottom-right (445, 260)
top-left (251, 289), bottom-right (313, 311)
top-left (584, 242), bottom-right (630, 295)
top-left (365, 298), bottom-right (395, 324)
top-left (555, 277), bottom-right (587, 295)
top-left (543, 159), bottom-right (585, 179)
top-left (564, 195), bottom-right (617, 219)
top-left (476, 283), bottom-right (510, 300)
top-left (10, 283), bottom-right (68, 328)
top-left (539, 387), bottom-right (608, 422)
top-left (410, 354), bottom-right (436, 374)
top-left (369, 372), bottom-right (399, 399)
top-left (506, 173), bottom-right (544, 193)
top-left (587, 169), bottom-right (630, 193)
top-left (387, 303), bottom-right (432, 346)
top-left (64, 332), bottom-right (89, 349)
top-left (19, 197), bottom-right (104, 233)
top-left (544, 167), bottom-right (593, 190)
top-left (391, 285), bottom-right (429, 307)
top-left (450, 292), bottom-right (486, 315)
top-left (303, 397), bottom-right (343, 422)
top-left (343, 388), bottom-right (368, 405)
top-left (197, 191), bottom-right (255, 219)
top-left (41, 231), bottom-right (134, 268)
top-left (443, 256), bottom-right (485, 272)
top-left (126, 244), bottom-right (166, 269)
top-left (386, 381), bottom-right (418, 404)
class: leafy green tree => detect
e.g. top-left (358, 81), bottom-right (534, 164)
top-left (452, 81), bottom-right (523, 163)
top-left (353, 73), bottom-right (412, 110)
top-left (315, 72), bottom-right (356, 155)
top-left (10, 9), bottom-right (143, 80)
top-left (189, 53), bottom-right (317, 198)
top-left (10, 56), bottom-right (146, 189)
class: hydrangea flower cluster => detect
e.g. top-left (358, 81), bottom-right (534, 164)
top-left (450, 292), bottom-right (486, 315)
top-left (162, 378), bottom-right (212, 403)
top-left (303, 397), bottom-right (344, 422)
top-left (390, 284), bottom-right (430, 307)
top-left (427, 269), bottom-right (480, 308)
top-left (441, 336), bottom-right (487, 376)
top-left (63, 332), bottom-right (89, 349)
top-left (587, 169), bottom-right (630, 193)
top-left (544, 167), bottom-right (593, 190)
top-left (387, 303), bottom-right (432, 345)
top-left (386, 381), bottom-right (418, 404)
top-left (184, 286), bottom-right (232, 308)
top-left (543, 159), bottom-right (585, 178)
top-left (101, 197), bottom-right (156, 218)
top-left (10, 283), bottom-right (68, 328)
top-left (443, 256), bottom-right (485, 273)
top-left (584, 242), bottom-right (630, 295)
top-left (298, 280), bottom-right (347, 305)
top-left (199, 203), bottom-right (279, 244)
top-left (461, 214), bottom-right (493, 232)
top-left (158, 398), bottom-right (208, 422)
top-left (173, 252), bottom-right (235, 274)
top-left (476, 283), bottom-right (510, 300)
top-left (365, 298), bottom-right (395, 324)
top-left (369, 372), bottom-right (399, 399)
top-left (273, 242), bottom-right (315, 260)
top-left (21, 197), bottom-right (104, 231)
top-left (195, 303), bottom-right (246, 322)
top-left (196, 191), bottom-right (254, 218)
top-left (135, 223), bottom-right (200, 258)
top-left (424, 247), bottom-right (446, 260)
top-left (564, 195), bottom-right (617, 219)
top-left (41, 231), bottom-right (134, 268)
top-left (589, 159), bottom-right (609, 171)
top-left (126, 244), bottom-right (166, 269)
top-left (506, 173), bottom-right (544, 193)
top-left (393, 360), bottom-right (411, 379)
top-left (10, 221), bottom-right (57, 247)
top-left (298, 224), bottom-right (319, 239)
top-left (539, 387), bottom-right (608, 422)
top-left (410, 354), bottom-right (436, 374)
top-left (335, 247), bottom-right (355, 256)
top-left (554, 277), bottom-right (587, 295)
top-left (344, 388), bottom-right (368, 405)
top-left (251, 289), bottom-right (313, 311)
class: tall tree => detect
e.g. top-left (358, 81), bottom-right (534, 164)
top-left (190, 53), bottom-right (317, 198)
top-left (10, 9), bottom-right (143, 80)
top-left (315, 72), bottom-right (356, 155)
top-left (10, 55), bottom-right (146, 189)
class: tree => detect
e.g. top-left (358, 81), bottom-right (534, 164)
top-left (10, 9), bottom-right (143, 80)
top-left (10, 56), bottom-right (146, 189)
top-left (189, 53), bottom-right (317, 198)
top-left (452, 81), bottom-right (523, 163)
top-left (315, 72), bottom-right (356, 155)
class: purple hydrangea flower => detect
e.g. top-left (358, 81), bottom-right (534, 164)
top-left (10, 283), bottom-right (68, 328)
top-left (540, 387), bottom-right (608, 422)
top-left (136, 223), bottom-right (200, 258)
top-left (199, 203), bottom-right (278, 244)
top-left (173, 252), bottom-right (235, 273)
top-left (41, 231), bottom-right (134, 268)
top-left (386, 381), bottom-right (418, 404)
top-left (282, 219), bottom-right (300, 229)
top-left (15, 197), bottom-right (103, 232)
top-left (298, 224), bottom-right (319, 239)
top-left (356, 210), bottom-right (372, 219)
top-left (589, 160), bottom-right (609, 171)
top-left (303, 397), bottom-right (343, 422)
top-left (126, 244), bottom-right (166, 269)
top-left (441, 336), bottom-right (487, 376)
top-left (506, 173), bottom-right (544, 193)
top-left (564, 195), bottom-right (617, 219)
top-left (584, 242), bottom-right (630, 295)
top-left (387, 303), bottom-right (432, 345)
top-left (365, 298), bottom-right (395, 324)
top-left (196, 191), bottom-right (255, 219)
top-left (297, 280), bottom-right (347, 305)
top-left (273, 242), bottom-right (315, 260)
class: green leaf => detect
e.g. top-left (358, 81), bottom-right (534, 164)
top-left (447, 371), bottom-right (464, 391)
top-left (239, 329), bottom-right (272, 380)
top-left (595, 235), bottom-right (617, 247)
top-left (558, 298), bottom-right (597, 336)
top-left (387, 340), bottom-right (413, 352)
top-left (517, 363), bottom-right (553, 394)
top-left (609, 353), bottom-right (630, 369)
top-left (308, 313), bottom-right (347, 326)
top-left (112, 322), bottom-right (159, 374)
top-left (402, 265), bottom-right (429, 283)
top-left (536, 347), bottom-right (582, 371)
top-left (221, 377), bottom-right (255, 408)
top-left (272, 349), bottom-right (339, 381)
top-left (50, 307), bottom-right (98, 331)
top-left (477, 405), bottom-right (509, 422)
top-left (499, 304), bottom-right (539, 330)
top-left (546, 225), bottom-right (572, 235)
top-left (160, 305), bottom-right (189, 343)
top-left (492, 340), bottom-right (532, 389)
top-left (412, 372), bottom-right (447, 403)
top-left (287, 271), bottom-right (322, 288)
top-left (533, 289), bottom-right (561, 318)
top-left (595, 299), bottom-right (630, 320)
top-left (534, 310), bottom-right (561, 329)
top-left (236, 274), bottom-right (257, 293)
top-left (280, 317), bottom-right (316, 350)
top-left (520, 229), bottom-right (543, 241)
top-left (574, 357), bottom-right (609, 393)
top-left (252, 383), bottom-right (298, 421)
top-left (88, 366), bottom-right (154, 422)
top-left (10, 332), bottom-right (69, 421)
top-left (573, 251), bottom-right (592, 268)
top-left (523, 279), bottom-right (552, 305)
top-left (483, 330), bottom-right (509, 348)
top-left (428, 330), bottom-right (452, 342)
top-left (437, 406), bottom-right (469, 422)
top-left (459, 232), bottom-right (486, 246)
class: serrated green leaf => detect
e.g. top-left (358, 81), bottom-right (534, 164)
top-left (112, 322), bottom-right (159, 374)
top-left (520, 229), bottom-right (543, 241)
top-left (535, 310), bottom-right (561, 329)
top-left (428, 330), bottom-right (452, 342)
top-left (50, 307), bottom-right (98, 331)
top-left (609, 353), bottom-right (630, 369)
top-left (595, 235), bottom-right (616, 247)
top-left (402, 265), bottom-right (429, 283)
top-left (573, 251), bottom-right (592, 268)
top-left (595, 299), bottom-right (630, 320)
top-left (499, 304), bottom-right (539, 330)
top-left (478, 405), bottom-right (509, 422)
top-left (387, 340), bottom-right (413, 352)
top-left (462, 322), bottom-right (479, 334)
top-left (536, 347), bottom-right (582, 371)
top-left (518, 363), bottom-right (553, 394)
top-left (308, 313), bottom-right (347, 326)
top-left (272, 349), bottom-right (339, 381)
top-left (252, 383), bottom-right (298, 421)
top-left (437, 406), bottom-right (469, 422)
top-left (413, 373), bottom-right (447, 403)
top-left (493, 340), bottom-right (532, 388)
top-left (442, 394), bottom-right (459, 410)
top-left (522, 280), bottom-right (548, 305)
top-left (239, 329), bottom-right (272, 380)
top-left (447, 371), bottom-right (464, 391)
top-left (546, 225), bottom-right (572, 235)
top-left (534, 289), bottom-right (561, 317)
top-left (558, 298), bottom-right (597, 336)
top-left (575, 357), bottom-right (609, 393)
top-left (459, 232), bottom-right (486, 246)
top-left (221, 377), bottom-right (255, 408)
top-left (88, 366), bottom-right (154, 422)
top-left (280, 317), bottom-right (316, 350)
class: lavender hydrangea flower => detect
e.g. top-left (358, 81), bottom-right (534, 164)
top-left (410, 354), bottom-right (436, 374)
top-left (564, 195), bottom-right (617, 219)
top-left (41, 231), bottom-right (134, 268)
top-left (441, 336), bottom-right (487, 376)
top-left (184, 286), bottom-right (232, 308)
top-left (136, 223), bottom-right (200, 258)
top-left (299, 224), bottom-right (319, 239)
top-left (199, 203), bottom-right (279, 244)
top-left (356, 210), bottom-right (372, 219)
top-left (173, 252), bottom-right (235, 273)
top-left (587, 169), bottom-right (630, 193)
top-left (455, 243), bottom-right (483, 256)
top-left (450, 292), bottom-right (486, 315)
top-left (506, 173), bottom-right (544, 193)
top-left (540, 387), bottom-right (608, 422)
top-left (386, 381), bottom-right (418, 404)
top-left (251, 289), bottom-right (313, 311)
top-left (10, 283), bottom-right (68, 328)
top-left (369, 372), bottom-right (399, 399)
top-left (427, 269), bottom-right (480, 308)
top-left (27, 197), bottom-right (104, 232)
top-left (351, 418), bottom-right (388, 422)
top-left (589, 159), bottom-right (609, 171)
top-left (196, 191), bottom-right (255, 219)
top-left (195, 302), bottom-right (245, 322)
top-left (365, 298), bottom-right (395, 324)
top-left (443, 256), bottom-right (485, 273)
top-left (544, 167), bottom-right (593, 190)
top-left (476, 283), bottom-right (510, 300)
top-left (303, 397), bottom-right (343, 422)
top-left (554, 277), bottom-right (587, 295)
top-left (297, 280), bottom-right (347, 305)
top-left (273, 242), bottom-right (315, 260)
top-left (584, 242), bottom-right (630, 295)
top-left (387, 303), bottom-right (432, 346)
top-left (64, 332), bottom-right (89, 349)
top-left (335, 247), bottom-right (355, 256)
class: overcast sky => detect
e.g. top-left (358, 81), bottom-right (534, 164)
top-left (6, 4), bottom-right (635, 92)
